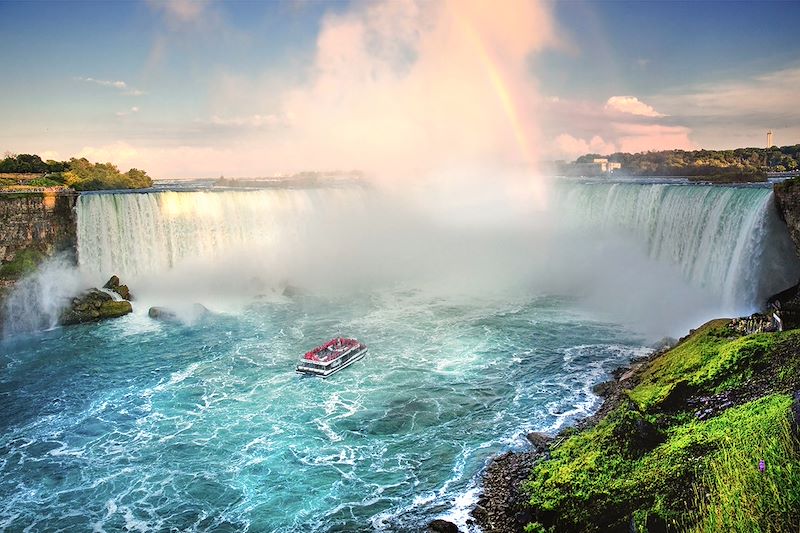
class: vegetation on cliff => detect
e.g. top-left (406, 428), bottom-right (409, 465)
top-left (565, 145), bottom-right (800, 181)
top-left (0, 154), bottom-right (153, 191)
top-left (518, 321), bottom-right (800, 533)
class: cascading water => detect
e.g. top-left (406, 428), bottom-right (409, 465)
top-left (554, 182), bottom-right (798, 311)
top-left (74, 182), bottom-right (799, 320)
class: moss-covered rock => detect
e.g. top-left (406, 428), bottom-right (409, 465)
top-left (60, 289), bottom-right (132, 325)
top-left (102, 275), bottom-right (132, 301)
top-left (0, 247), bottom-right (46, 279)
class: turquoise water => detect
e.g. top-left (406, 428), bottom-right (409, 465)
top-left (0, 290), bottom-right (646, 531)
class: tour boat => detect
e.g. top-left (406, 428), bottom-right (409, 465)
top-left (295, 338), bottom-right (368, 378)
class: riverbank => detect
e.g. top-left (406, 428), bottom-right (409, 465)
top-left (473, 319), bottom-right (800, 532)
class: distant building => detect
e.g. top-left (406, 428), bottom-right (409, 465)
top-left (590, 158), bottom-right (621, 173)
top-left (767, 130), bottom-right (773, 148)
top-left (592, 158), bottom-right (608, 172)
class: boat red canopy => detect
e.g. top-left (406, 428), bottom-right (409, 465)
top-left (303, 338), bottom-right (360, 362)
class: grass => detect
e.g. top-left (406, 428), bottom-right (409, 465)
top-left (524, 395), bottom-right (799, 532)
top-left (522, 321), bottom-right (800, 532)
top-left (687, 396), bottom-right (800, 533)
top-left (628, 320), bottom-right (775, 411)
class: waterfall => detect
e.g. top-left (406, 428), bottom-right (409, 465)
top-left (553, 182), bottom-right (799, 310)
top-left (76, 188), bottom-right (366, 284)
top-left (69, 182), bottom-right (800, 328)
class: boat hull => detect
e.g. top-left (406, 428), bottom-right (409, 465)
top-left (296, 346), bottom-right (368, 378)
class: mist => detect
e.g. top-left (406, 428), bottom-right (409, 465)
top-left (65, 180), bottom-right (796, 341)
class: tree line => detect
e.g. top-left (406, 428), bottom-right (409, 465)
top-left (573, 145), bottom-right (800, 179)
top-left (0, 153), bottom-right (153, 190)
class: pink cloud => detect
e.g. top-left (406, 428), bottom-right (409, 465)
top-left (612, 123), bottom-right (695, 153)
top-left (553, 133), bottom-right (616, 159)
top-left (605, 96), bottom-right (666, 118)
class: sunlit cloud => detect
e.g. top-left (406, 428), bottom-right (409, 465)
top-left (605, 96), bottom-right (666, 118)
top-left (104, 0), bottom-right (560, 179)
top-left (552, 133), bottom-right (616, 159)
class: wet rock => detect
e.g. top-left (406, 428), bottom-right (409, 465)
top-left (427, 519), bottom-right (459, 533)
top-left (281, 283), bottom-right (307, 298)
top-left (60, 289), bottom-right (132, 325)
top-left (593, 379), bottom-right (615, 397)
top-left (472, 450), bottom-right (543, 533)
top-left (103, 275), bottom-right (132, 301)
top-left (148, 306), bottom-right (178, 322)
top-left (148, 303), bottom-right (211, 323)
top-left (525, 431), bottom-right (552, 453)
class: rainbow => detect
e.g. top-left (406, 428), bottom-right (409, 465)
top-left (450, 4), bottom-right (547, 208)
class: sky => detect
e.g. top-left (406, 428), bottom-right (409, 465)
top-left (0, 0), bottom-right (798, 178)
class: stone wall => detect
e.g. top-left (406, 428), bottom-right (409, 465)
top-left (0, 192), bottom-right (78, 295)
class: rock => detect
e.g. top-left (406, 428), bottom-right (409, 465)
top-left (148, 306), bottom-right (178, 322)
top-left (60, 289), bottom-right (132, 325)
top-left (525, 431), bottom-right (552, 453)
top-left (148, 303), bottom-right (211, 323)
top-left (281, 283), bottom-right (307, 298)
top-left (427, 519), bottom-right (459, 533)
top-left (593, 379), bottom-right (615, 397)
top-left (103, 275), bottom-right (132, 301)
top-left (631, 417), bottom-right (665, 452)
top-left (659, 380), bottom-right (694, 411)
top-left (651, 337), bottom-right (678, 353)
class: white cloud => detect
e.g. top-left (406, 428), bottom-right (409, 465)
top-left (78, 77), bottom-right (127, 89)
top-left (605, 96), bottom-right (666, 118)
top-left (77, 77), bottom-right (144, 96)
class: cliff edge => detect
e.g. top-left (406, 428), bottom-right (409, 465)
top-left (0, 192), bottom-right (78, 317)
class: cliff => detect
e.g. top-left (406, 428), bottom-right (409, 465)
top-left (774, 178), bottom-right (800, 254)
top-left (0, 192), bottom-right (78, 299)
top-left (771, 180), bottom-right (800, 328)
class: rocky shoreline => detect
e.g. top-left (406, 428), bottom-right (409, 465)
top-left (468, 319), bottom-right (800, 533)
top-left (469, 345), bottom-right (661, 533)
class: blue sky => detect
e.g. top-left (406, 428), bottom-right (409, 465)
top-left (1, 0), bottom-right (798, 177)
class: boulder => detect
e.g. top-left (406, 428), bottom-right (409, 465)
top-left (148, 303), bottom-right (211, 323)
top-left (427, 519), bottom-right (459, 533)
top-left (103, 275), bottom-right (132, 301)
top-left (60, 289), bottom-right (132, 325)
top-left (525, 431), bottom-right (552, 453)
top-left (148, 306), bottom-right (178, 322)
